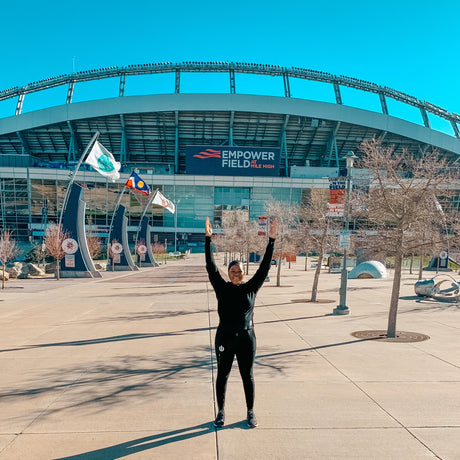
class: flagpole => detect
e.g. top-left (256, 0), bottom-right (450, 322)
top-left (58, 131), bottom-right (100, 227)
top-left (107, 185), bottom-right (127, 247)
top-left (134, 189), bottom-right (159, 245)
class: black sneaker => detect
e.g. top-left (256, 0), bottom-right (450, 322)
top-left (214, 410), bottom-right (225, 427)
top-left (247, 409), bottom-right (258, 428)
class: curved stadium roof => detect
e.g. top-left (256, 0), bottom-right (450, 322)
top-left (1, 62), bottom-right (459, 172)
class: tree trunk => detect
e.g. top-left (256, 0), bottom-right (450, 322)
top-left (311, 227), bottom-right (328, 302)
top-left (409, 253), bottom-right (414, 274)
top-left (305, 252), bottom-right (308, 271)
top-left (2, 265), bottom-right (5, 289)
top-left (276, 243), bottom-right (283, 287)
top-left (418, 250), bottom-right (424, 280)
top-left (310, 251), bottom-right (323, 302)
top-left (246, 248), bottom-right (249, 275)
top-left (387, 251), bottom-right (403, 338)
top-left (56, 258), bottom-right (60, 280)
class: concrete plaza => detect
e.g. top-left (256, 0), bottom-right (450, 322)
top-left (0, 254), bottom-right (459, 459)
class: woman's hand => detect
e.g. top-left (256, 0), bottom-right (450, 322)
top-left (269, 218), bottom-right (278, 239)
top-left (205, 217), bottom-right (213, 237)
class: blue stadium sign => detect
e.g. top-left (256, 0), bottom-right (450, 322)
top-left (186, 146), bottom-right (280, 176)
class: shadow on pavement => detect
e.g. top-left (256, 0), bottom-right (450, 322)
top-left (54, 422), bottom-right (216, 459)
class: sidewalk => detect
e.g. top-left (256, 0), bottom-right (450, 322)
top-left (0, 255), bottom-right (459, 459)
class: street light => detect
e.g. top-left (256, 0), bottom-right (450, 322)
top-left (333, 151), bottom-right (357, 315)
top-left (174, 199), bottom-right (181, 252)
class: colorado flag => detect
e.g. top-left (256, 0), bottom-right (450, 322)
top-left (125, 172), bottom-right (151, 196)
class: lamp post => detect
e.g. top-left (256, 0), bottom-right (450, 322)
top-left (174, 199), bottom-right (181, 253)
top-left (333, 151), bottom-right (357, 315)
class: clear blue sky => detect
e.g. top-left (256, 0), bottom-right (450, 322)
top-left (1, 0), bottom-right (458, 134)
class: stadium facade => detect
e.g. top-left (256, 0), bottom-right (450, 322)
top-left (1, 62), bottom-right (460, 252)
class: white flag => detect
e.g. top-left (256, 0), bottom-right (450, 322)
top-left (85, 140), bottom-right (121, 182)
top-left (152, 191), bottom-right (175, 213)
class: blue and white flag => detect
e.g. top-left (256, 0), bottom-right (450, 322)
top-left (85, 140), bottom-right (121, 182)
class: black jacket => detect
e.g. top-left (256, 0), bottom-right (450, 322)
top-left (205, 236), bottom-right (275, 331)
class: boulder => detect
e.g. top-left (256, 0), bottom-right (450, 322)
top-left (26, 263), bottom-right (45, 276)
top-left (7, 266), bottom-right (21, 279)
top-left (19, 263), bottom-right (45, 278)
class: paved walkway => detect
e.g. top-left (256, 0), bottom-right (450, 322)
top-left (0, 255), bottom-right (459, 459)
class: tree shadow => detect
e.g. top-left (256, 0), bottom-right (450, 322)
top-left (0, 333), bottom-right (182, 353)
top-left (0, 333), bottom-right (390, 423)
top-left (256, 313), bottom-right (332, 326)
top-left (0, 326), bottom-right (216, 354)
top-left (86, 309), bottom-right (212, 323)
top-left (257, 336), bottom-right (384, 361)
top-left (90, 289), bottom-right (209, 298)
top-left (55, 420), bottom-right (246, 460)
top-left (0, 350), bottom-right (214, 414)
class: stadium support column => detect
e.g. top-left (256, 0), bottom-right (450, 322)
top-left (327, 122), bottom-right (341, 168)
top-left (280, 115), bottom-right (290, 175)
top-left (175, 70), bottom-right (180, 94)
top-left (67, 121), bottom-right (79, 162)
top-left (229, 69), bottom-right (236, 93)
top-left (420, 108), bottom-right (431, 128)
top-left (229, 111), bottom-right (235, 145)
top-left (15, 92), bottom-right (25, 115)
top-left (379, 93), bottom-right (389, 115)
top-left (66, 80), bottom-right (75, 104)
top-left (16, 131), bottom-right (31, 155)
top-left (283, 72), bottom-right (291, 98)
top-left (175, 111), bottom-right (179, 173)
top-left (119, 73), bottom-right (126, 97)
top-left (333, 82), bottom-right (342, 105)
top-left (120, 114), bottom-right (128, 165)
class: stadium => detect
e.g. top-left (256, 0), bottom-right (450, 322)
top-left (1, 61), bottom-right (460, 253)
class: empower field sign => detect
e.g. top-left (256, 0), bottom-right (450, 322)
top-left (186, 146), bottom-right (280, 176)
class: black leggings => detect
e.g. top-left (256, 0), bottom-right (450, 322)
top-left (214, 327), bottom-right (256, 411)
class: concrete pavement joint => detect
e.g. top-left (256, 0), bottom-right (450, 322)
top-left (260, 298), bottom-right (444, 459)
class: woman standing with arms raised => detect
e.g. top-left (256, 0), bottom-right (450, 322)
top-left (205, 216), bottom-right (277, 428)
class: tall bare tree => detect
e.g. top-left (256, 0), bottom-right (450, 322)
top-left (0, 229), bottom-right (18, 289)
top-left (266, 201), bottom-right (299, 286)
top-left (213, 213), bottom-right (268, 273)
top-left (357, 138), bottom-right (458, 337)
top-left (296, 190), bottom-right (341, 302)
top-left (107, 239), bottom-right (119, 271)
top-left (86, 216), bottom-right (102, 260)
top-left (151, 242), bottom-right (166, 255)
top-left (44, 224), bottom-right (70, 280)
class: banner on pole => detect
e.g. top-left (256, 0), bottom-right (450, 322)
top-left (152, 191), bottom-right (175, 214)
top-left (327, 177), bottom-right (346, 217)
top-left (126, 172), bottom-right (151, 196)
top-left (85, 141), bottom-right (121, 182)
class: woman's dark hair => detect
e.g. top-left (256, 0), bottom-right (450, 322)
top-left (228, 260), bottom-right (242, 271)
